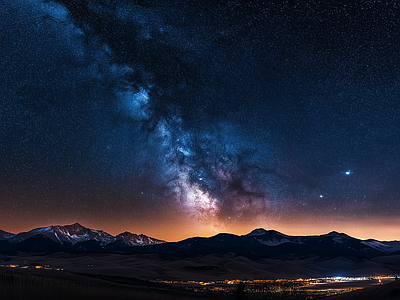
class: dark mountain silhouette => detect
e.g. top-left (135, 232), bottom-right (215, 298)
top-left (1, 225), bottom-right (400, 262)
top-left (0, 229), bottom-right (14, 240)
top-left (0, 240), bottom-right (11, 252)
top-left (11, 234), bottom-right (64, 253)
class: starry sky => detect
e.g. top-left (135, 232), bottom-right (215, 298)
top-left (1, 0), bottom-right (400, 241)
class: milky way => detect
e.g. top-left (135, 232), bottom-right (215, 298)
top-left (1, 0), bottom-right (400, 240)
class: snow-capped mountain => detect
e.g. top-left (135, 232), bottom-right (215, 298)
top-left (361, 239), bottom-right (400, 253)
top-left (5, 223), bottom-right (165, 247)
top-left (0, 229), bottom-right (15, 240)
top-left (321, 230), bottom-right (354, 239)
top-left (243, 229), bottom-right (400, 257)
top-left (115, 232), bottom-right (165, 246)
top-left (246, 228), bottom-right (270, 236)
top-left (1, 225), bottom-right (399, 258)
top-left (51, 223), bottom-right (115, 245)
top-left (246, 229), bottom-right (292, 246)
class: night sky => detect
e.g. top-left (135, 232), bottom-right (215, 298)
top-left (1, 0), bottom-right (400, 241)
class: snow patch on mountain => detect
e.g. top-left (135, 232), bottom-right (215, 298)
top-left (116, 232), bottom-right (165, 246)
top-left (3, 223), bottom-right (165, 247)
top-left (247, 228), bottom-right (289, 238)
top-left (385, 241), bottom-right (400, 252)
top-left (333, 237), bottom-right (344, 244)
top-left (361, 240), bottom-right (398, 253)
top-left (0, 229), bottom-right (15, 240)
top-left (247, 228), bottom-right (269, 236)
top-left (256, 237), bottom-right (291, 246)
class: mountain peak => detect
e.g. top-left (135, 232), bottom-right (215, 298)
top-left (116, 231), bottom-right (165, 245)
top-left (324, 231), bottom-right (352, 238)
top-left (326, 231), bottom-right (343, 236)
top-left (246, 228), bottom-right (287, 237)
top-left (52, 223), bottom-right (90, 236)
top-left (247, 228), bottom-right (269, 236)
top-left (118, 231), bottom-right (133, 235)
top-left (67, 222), bottom-right (85, 229)
top-left (116, 231), bottom-right (138, 238)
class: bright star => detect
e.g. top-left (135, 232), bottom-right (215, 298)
top-left (344, 170), bottom-right (352, 176)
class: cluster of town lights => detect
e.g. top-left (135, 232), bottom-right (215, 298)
top-left (1, 264), bottom-right (397, 297)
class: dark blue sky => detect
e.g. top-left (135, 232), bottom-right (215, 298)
top-left (1, 0), bottom-right (400, 240)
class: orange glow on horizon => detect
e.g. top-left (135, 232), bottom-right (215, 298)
top-left (2, 215), bottom-right (399, 243)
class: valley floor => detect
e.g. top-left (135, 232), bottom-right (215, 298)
top-left (2, 252), bottom-right (400, 281)
top-left (1, 263), bottom-right (398, 300)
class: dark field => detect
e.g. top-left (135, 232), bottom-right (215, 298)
top-left (3, 252), bottom-right (400, 281)
top-left (3, 266), bottom-right (384, 300)
top-left (1, 262), bottom-right (398, 300)
top-left (0, 267), bottom-right (332, 300)
top-left (0, 267), bottom-right (205, 300)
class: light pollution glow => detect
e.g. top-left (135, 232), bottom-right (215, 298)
top-left (1, 212), bottom-right (399, 243)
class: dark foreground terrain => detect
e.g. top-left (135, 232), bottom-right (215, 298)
top-left (2, 266), bottom-right (399, 300)
top-left (0, 267), bottom-right (205, 300)
top-left (2, 251), bottom-right (400, 281)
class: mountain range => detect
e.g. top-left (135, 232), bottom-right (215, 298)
top-left (1, 223), bottom-right (400, 259)
top-left (0, 223), bottom-right (165, 253)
